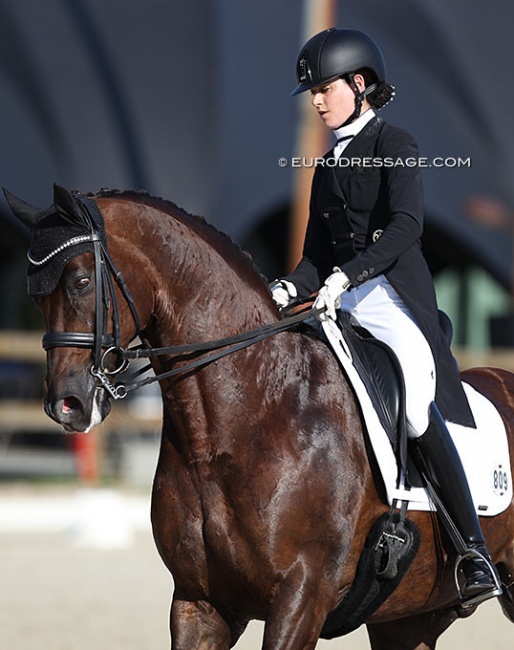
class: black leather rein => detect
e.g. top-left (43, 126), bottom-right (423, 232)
top-left (107, 305), bottom-right (320, 398)
top-left (44, 279), bottom-right (319, 400)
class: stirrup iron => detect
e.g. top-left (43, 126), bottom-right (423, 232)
top-left (455, 547), bottom-right (503, 608)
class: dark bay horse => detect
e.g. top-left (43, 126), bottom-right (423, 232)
top-left (6, 185), bottom-right (514, 649)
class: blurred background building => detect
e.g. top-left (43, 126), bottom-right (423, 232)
top-left (1, 0), bottom-right (514, 480)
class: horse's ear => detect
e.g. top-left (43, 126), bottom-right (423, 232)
top-left (2, 188), bottom-right (41, 230)
top-left (53, 184), bottom-right (89, 228)
top-left (53, 184), bottom-right (81, 221)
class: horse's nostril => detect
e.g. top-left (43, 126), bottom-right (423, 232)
top-left (62, 396), bottom-right (83, 414)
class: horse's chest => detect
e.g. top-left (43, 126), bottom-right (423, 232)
top-left (153, 469), bottom-right (259, 584)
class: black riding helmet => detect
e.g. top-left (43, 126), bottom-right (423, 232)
top-left (291, 28), bottom-right (386, 96)
top-left (291, 28), bottom-right (394, 126)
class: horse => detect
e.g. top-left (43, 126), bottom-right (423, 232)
top-left (6, 184), bottom-right (514, 649)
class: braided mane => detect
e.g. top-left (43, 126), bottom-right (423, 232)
top-left (90, 188), bottom-right (269, 287)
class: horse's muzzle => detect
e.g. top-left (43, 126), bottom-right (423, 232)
top-left (45, 381), bottom-right (110, 433)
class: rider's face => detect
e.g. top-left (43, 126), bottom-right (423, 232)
top-left (310, 75), bottom-right (366, 130)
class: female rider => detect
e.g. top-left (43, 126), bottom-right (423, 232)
top-left (271, 27), bottom-right (501, 606)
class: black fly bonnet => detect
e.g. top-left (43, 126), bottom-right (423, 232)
top-left (26, 191), bottom-right (107, 297)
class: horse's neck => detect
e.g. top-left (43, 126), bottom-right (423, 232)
top-left (129, 208), bottom-right (275, 347)
top-left (125, 210), bottom-right (283, 458)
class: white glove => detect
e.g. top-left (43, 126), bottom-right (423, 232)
top-left (270, 279), bottom-right (297, 310)
top-left (313, 268), bottom-right (351, 321)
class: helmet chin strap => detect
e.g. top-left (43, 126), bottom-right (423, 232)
top-left (336, 73), bottom-right (378, 128)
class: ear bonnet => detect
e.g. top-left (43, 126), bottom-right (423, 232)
top-left (5, 185), bottom-right (106, 296)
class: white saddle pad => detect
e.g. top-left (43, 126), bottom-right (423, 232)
top-left (322, 319), bottom-right (512, 516)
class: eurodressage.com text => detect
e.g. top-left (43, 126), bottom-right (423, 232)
top-left (278, 156), bottom-right (472, 169)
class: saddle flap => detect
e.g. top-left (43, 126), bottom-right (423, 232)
top-left (337, 312), bottom-right (412, 475)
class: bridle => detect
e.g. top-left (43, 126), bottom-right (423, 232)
top-left (34, 194), bottom-right (320, 401)
top-left (34, 193), bottom-right (141, 398)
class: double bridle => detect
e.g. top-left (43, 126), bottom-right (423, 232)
top-left (34, 195), bottom-right (319, 401)
top-left (35, 196), bottom-right (141, 399)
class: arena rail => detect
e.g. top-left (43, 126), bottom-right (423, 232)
top-left (1, 330), bottom-right (514, 437)
top-left (0, 331), bottom-right (162, 482)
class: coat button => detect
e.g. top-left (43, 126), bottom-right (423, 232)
top-left (349, 232), bottom-right (355, 239)
top-left (357, 274), bottom-right (363, 282)
top-left (330, 240), bottom-right (337, 246)
top-left (362, 270), bottom-right (369, 278)
top-left (322, 212), bottom-right (330, 219)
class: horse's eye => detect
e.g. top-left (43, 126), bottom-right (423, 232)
top-left (75, 276), bottom-right (91, 293)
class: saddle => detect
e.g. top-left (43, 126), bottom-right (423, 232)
top-left (316, 311), bottom-right (510, 637)
top-left (333, 310), bottom-right (455, 488)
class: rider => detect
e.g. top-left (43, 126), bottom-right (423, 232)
top-left (271, 27), bottom-right (501, 605)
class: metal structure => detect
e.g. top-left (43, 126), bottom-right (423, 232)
top-left (0, 0), bottom-right (513, 340)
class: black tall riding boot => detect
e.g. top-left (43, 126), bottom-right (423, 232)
top-left (412, 403), bottom-right (502, 605)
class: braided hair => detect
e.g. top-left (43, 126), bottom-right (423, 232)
top-left (359, 68), bottom-right (395, 109)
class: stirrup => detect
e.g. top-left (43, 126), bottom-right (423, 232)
top-left (454, 547), bottom-right (503, 608)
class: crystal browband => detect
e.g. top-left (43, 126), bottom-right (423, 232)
top-left (27, 234), bottom-right (98, 267)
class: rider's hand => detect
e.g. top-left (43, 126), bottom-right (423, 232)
top-left (270, 280), bottom-right (297, 310)
top-left (313, 268), bottom-right (351, 321)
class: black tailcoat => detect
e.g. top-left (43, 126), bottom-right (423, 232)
top-left (286, 116), bottom-right (474, 427)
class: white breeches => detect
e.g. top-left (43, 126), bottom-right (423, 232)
top-left (339, 275), bottom-right (436, 438)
